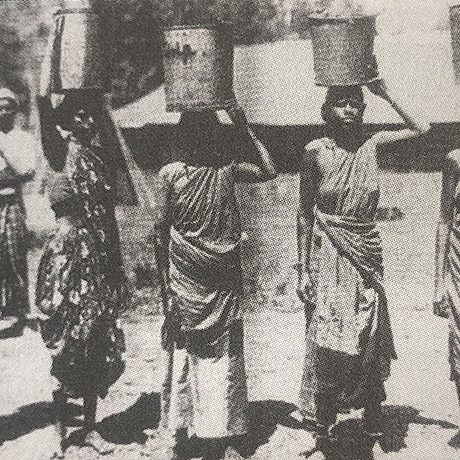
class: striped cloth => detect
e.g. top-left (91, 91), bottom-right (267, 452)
top-left (0, 197), bottom-right (29, 318)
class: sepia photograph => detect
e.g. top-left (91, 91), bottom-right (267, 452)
top-left (0, 0), bottom-right (459, 459)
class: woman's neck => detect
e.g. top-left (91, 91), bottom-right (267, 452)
top-left (70, 133), bottom-right (93, 148)
top-left (327, 125), bottom-right (365, 152)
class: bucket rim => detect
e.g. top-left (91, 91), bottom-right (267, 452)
top-left (165, 98), bottom-right (237, 113)
top-left (54, 8), bottom-right (99, 17)
top-left (315, 77), bottom-right (381, 88)
top-left (164, 22), bottom-right (233, 32)
top-left (308, 13), bottom-right (377, 22)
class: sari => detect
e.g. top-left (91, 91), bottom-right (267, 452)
top-left (299, 138), bottom-right (396, 419)
top-left (160, 161), bottom-right (248, 439)
top-left (37, 139), bottom-right (127, 398)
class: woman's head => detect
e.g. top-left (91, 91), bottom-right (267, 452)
top-left (0, 88), bottom-right (19, 133)
top-left (54, 91), bottom-right (102, 142)
top-left (176, 110), bottom-right (230, 167)
top-left (321, 86), bottom-right (365, 131)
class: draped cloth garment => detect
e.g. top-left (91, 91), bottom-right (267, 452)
top-left (299, 138), bottom-right (397, 418)
top-left (160, 162), bottom-right (248, 439)
top-left (0, 128), bottom-right (35, 318)
top-left (446, 181), bottom-right (460, 380)
top-left (0, 197), bottom-right (28, 318)
top-left (37, 139), bottom-right (127, 398)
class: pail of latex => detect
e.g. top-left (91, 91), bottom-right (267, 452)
top-left (50, 7), bottom-right (109, 93)
top-left (309, 14), bottom-right (379, 86)
top-left (163, 23), bottom-right (235, 112)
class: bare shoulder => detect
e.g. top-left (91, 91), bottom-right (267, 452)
top-left (158, 161), bottom-right (185, 182)
top-left (304, 137), bottom-right (334, 154)
top-left (446, 150), bottom-right (460, 172)
top-left (303, 138), bottom-right (332, 166)
top-left (15, 129), bottom-right (34, 141)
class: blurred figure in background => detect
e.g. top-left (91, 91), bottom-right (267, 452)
top-left (154, 107), bottom-right (276, 460)
top-left (433, 148), bottom-right (460, 447)
top-left (0, 88), bottom-right (35, 336)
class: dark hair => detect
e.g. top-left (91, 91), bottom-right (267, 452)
top-left (53, 91), bottom-right (102, 131)
top-left (321, 86), bottom-right (365, 124)
top-left (175, 110), bottom-right (232, 167)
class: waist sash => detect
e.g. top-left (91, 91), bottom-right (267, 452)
top-left (314, 207), bottom-right (397, 361)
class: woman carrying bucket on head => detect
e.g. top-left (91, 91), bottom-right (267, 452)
top-left (296, 6), bottom-right (430, 444)
top-left (156, 24), bottom-right (277, 460)
top-left (36, 6), bottom-right (133, 457)
top-left (297, 80), bottom-right (429, 442)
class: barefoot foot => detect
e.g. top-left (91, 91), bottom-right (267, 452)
top-left (50, 447), bottom-right (64, 460)
top-left (83, 430), bottom-right (115, 455)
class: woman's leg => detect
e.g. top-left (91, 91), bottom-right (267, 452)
top-left (362, 372), bottom-right (386, 438)
top-left (51, 389), bottom-right (67, 459)
top-left (447, 374), bottom-right (460, 447)
top-left (201, 439), bottom-right (226, 460)
top-left (83, 392), bottom-right (98, 432)
top-left (454, 376), bottom-right (460, 408)
top-left (363, 399), bottom-right (384, 438)
top-left (171, 428), bottom-right (189, 460)
top-left (315, 391), bottom-right (338, 434)
top-left (314, 348), bottom-right (340, 436)
top-left (82, 391), bottom-right (114, 455)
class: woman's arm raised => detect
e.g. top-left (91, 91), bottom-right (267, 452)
top-left (366, 79), bottom-right (431, 146)
top-left (226, 106), bottom-right (277, 183)
top-left (37, 18), bottom-right (68, 172)
top-left (37, 97), bottom-right (68, 172)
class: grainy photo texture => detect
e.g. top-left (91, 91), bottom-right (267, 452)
top-left (0, 1), bottom-right (458, 459)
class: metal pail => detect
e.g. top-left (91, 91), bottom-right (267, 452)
top-left (50, 8), bottom-right (109, 93)
top-left (163, 23), bottom-right (234, 112)
top-left (450, 5), bottom-right (460, 85)
top-left (308, 15), bottom-right (378, 86)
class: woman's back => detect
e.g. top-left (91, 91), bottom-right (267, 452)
top-left (160, 161), bottom-right (241, 254)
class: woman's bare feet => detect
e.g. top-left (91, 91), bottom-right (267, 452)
top-left (49, 438), bottom-right (65, 459)
top-left (83, 430), bottom-right (115, 455)
top-left (362, 403), bottom-right (384, 439)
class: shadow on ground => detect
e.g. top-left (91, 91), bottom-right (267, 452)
top-left (97, 392), bottom-right (161, 445)
top-left (0, 402), bottom-right (53, 446)
top-left (300, 404), bottom-right (458, 460)
top-left (182, 400), bottom-right (304, 459)
top-left (0, 401), bottom-right (84, 446)
top-left (379, 405), bottom-right (457, 453)
top-left (233, 400), bottom-right (302, 457)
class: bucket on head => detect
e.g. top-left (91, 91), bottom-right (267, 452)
top-left (162, 23), bottom-right (235, 112)
top-left (50, 8), bottom-right (109, 94)
top-left (308, 14), bottom-right (378, 87)
top-left (450, 5), bottom-right (460, 85)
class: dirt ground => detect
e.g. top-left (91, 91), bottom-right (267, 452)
top-left (1, 171), bottom-right (459, 460)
